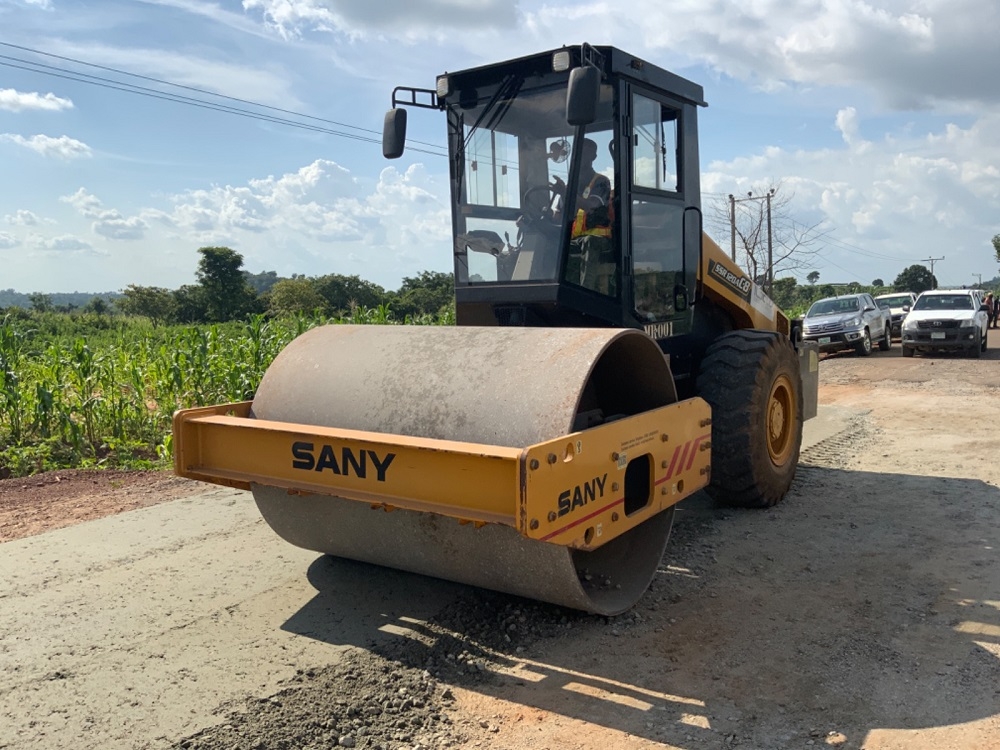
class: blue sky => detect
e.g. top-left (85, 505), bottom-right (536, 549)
top-left (1, 0), bottom-right (998, 294)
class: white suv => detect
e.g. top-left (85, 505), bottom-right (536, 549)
top-left (874, 291), bottom-right (917, 339)
top-left (900, 289), bottom-right (989, 358)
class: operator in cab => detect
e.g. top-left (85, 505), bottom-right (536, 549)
top-left (554, 137), bottom-right (616, 295)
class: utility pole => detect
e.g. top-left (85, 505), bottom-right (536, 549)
top-left (922, 256), bottom-right (944, 289)
top-left (728, 188), bottom-right (777, 293)
top-left (972, 273), bottom-right (982, 287)
top-left (766, 190), bottom-right (774, 294)
top-left (728, 194), bottom-right (736, 261)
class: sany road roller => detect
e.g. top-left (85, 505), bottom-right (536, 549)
top-left (173, 44), bottom-right (820, 616)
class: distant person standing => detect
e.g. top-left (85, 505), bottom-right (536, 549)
top-left (985, 293), bottom-right (995, 329)
top-left (993, 293), bottom-right (1000, 329)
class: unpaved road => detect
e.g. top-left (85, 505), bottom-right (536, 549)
top-left (2, 345), bottom-right (999, 750)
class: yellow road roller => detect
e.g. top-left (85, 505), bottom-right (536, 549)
top-left (173, 44), bottom-right (819, 615)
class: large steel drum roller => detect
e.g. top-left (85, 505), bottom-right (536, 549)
top-left (250, 325), bottom-right (678, 615)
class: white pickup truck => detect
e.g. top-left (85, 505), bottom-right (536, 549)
top-left (900, 289), bottom-right (989, 358)
top-left (875, 291), bottom-right (918, 339)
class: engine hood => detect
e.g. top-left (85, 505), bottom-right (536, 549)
top-left (803, 311), bottom-right (861, 327)
top-left (904, 309), bottom-right (979, 324)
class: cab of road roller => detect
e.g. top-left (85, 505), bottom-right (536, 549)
top-left (385, 44), bottom-right (705, 338)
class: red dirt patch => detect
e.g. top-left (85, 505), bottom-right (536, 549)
top-left (0, 469), bottom-right (201, 543)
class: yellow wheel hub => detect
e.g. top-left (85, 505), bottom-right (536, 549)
top-left (766, 374), bottom-right (796, 465)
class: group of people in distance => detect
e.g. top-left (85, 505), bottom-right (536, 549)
top-left (986, 292), bottom-right (1000, 329)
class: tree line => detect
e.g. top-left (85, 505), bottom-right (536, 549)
top-left (5, 246), bottom-right (998, 326)
top-left (3, 247), bottom-right (455, 326)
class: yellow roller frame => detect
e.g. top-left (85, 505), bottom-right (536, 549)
top-left (173, 397), bottom-right (712, 551)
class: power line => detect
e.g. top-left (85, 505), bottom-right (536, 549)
top-left (0, 41), bottom-right (382, 136)
top-left (0, 56), bottom-right (384, 146)
top-left (0, 41), bottom-right (449, 157)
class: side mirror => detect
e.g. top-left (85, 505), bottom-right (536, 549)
top-left (566, 66), bottom-right (599, 126)
top-left (383, 108), bottom-right (407, 159)
top-left (673, 284), bottom-right (689, 312)
top-left (902, 305), bottom-right (910, 312)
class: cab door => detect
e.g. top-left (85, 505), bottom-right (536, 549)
top-left (627, 88), bottom-right (699, 337)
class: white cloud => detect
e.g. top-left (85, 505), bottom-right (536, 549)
top-left (62, 188), bottom-right (105, 218)
top-left (512, 0), bottom-right (1000, 111)
top-left (703, 108), bottom-right (1000, 285)
top-left (94, 215), bottom-right (149, 241)
top-left (0, 232), bottom-right (19, 249)
top-left (61, 189), bottom-right (149, 240)
top-left (243, 0), bottom-right (516, 39)
top-left (835, 107), bottom-right (860, 145)
top-left (0, 89), bottom-right (74, 113)
top-left (153, 159), bottom-right (450, 282)
top-left (168, 159), bottom-right (363, 236)
top-left (4, 210), bottom-right (40, 226)
top-left (1, 134), bottom-right (92, 159)
top-left (36, 235), bottom-right (96, 253)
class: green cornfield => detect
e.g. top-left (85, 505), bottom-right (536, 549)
top-left (0, 305), bottom-right (453, 478)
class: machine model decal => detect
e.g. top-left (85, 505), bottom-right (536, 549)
top-left (291, 441), bottom-right (396, 482)
top-left (557, 473), bottom-right (608, 517)
top-left (643, 321), bottom-right (674, 338)
top-left (708, 260), bottom-right (752, 302)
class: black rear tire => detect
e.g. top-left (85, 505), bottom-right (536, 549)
top-left (902, 345), bottom-right (914, 358)
top-left (855, 329), bottom-right (872, 356)
top-left (696, 330), bottom-right (803, 508)
top-left (878, 326), bottom-right (891, 351)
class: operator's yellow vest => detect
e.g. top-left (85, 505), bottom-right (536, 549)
top-left (571, 175), bottom-right (613, 239)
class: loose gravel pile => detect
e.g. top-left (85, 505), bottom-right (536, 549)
top-left (171, 591), bottom-right (592, 750)
top-left (172, 506), bottom-right (733, 750)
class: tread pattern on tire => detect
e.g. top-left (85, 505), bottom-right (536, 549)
top-left (696, 330), bottom-right (803, 508)
top-left (878, 326), bottom-right (891, 351)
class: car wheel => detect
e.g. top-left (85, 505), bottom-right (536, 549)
top-left (878, 325), bottom-right (891, 351)
top-left (902, 345), bottom-right (914, 358)
top-left (970, 331), bottom-right (982, 359)
top-left (854, 329), bottom-right (872, 357)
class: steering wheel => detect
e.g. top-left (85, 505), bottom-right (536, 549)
top-left (520, 182), bottom-right (563, 228)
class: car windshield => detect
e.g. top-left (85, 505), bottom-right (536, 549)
top-left (807, 297), bottom-right (860, 316)
top-left (877, 295), bottom-right (912, 307)
top-left (912, 295), bottom-right (975, 311)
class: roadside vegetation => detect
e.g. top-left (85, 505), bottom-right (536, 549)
top-left (0, 247), bottom-right (454, 479)
top-left (0, 308), bottom-right (453, 479)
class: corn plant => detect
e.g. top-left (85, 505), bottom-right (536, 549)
top-left (0, 306), bottom-right (449, 478)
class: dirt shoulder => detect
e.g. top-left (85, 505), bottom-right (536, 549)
top-left (0, 469), bottom-right (200, 543)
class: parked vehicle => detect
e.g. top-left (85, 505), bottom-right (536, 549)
top-left (802, 293), bottom-right (892, 356)
top-left (900, 289), bottom-right (989, 358)
top-left (875, 292), bottom-right (918, 339)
